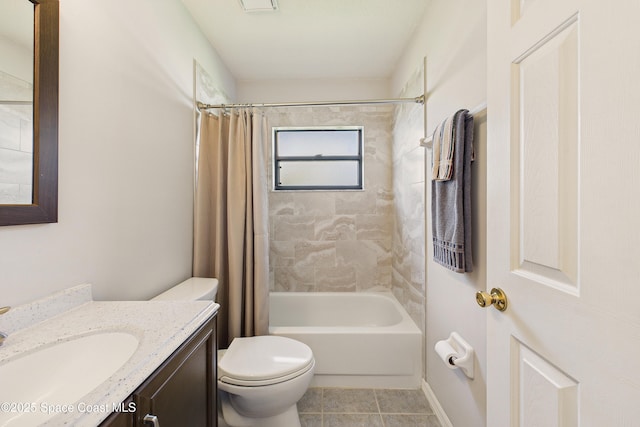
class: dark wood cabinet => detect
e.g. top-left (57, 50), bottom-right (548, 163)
top-left (100, 398), bottom-right (135, 427)
top-left (100, 314), bottom-right (217, 427)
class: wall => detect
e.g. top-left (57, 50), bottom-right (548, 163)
top-left (236, 79), bottom-right (396, 293)
top-left (384, 68), bottom-right (426, 373)
top-left (0, 35), bottom-right (32, 81)
top-left (0, 0), bottom-right (235, 306)
top-left (390, 67), bottom-right (427, 370)
top-left (390, 0), bottom-right (488, 426)
top-left (237, 78), bottom-right (389, 104)
top-left (266, 105), bottom-right (394, 293)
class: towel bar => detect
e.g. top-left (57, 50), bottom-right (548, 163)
top-left (420, 102), bottom-right (487, 148)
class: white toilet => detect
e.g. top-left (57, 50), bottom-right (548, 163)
top-left (152, 278), bottom-right (315, 427)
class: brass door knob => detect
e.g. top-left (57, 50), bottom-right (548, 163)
top-left (475, 288), bottom-right (507, 311)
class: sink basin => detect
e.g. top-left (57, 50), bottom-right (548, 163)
top-left (0, 332), bottom-right (139, 426)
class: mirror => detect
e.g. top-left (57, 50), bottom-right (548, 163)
top-left (0, 0), bottom-right (58, 226)
top-left (0, 0), bottom-right (33, 205)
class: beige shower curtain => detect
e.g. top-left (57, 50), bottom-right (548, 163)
top-left (193, 108), bottom-right (269, 348)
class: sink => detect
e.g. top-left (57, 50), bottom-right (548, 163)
top-left (0, 332), bottom-right (139, 426)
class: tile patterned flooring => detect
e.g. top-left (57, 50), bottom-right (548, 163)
top-left (298, 388), bottom-right (442, 427)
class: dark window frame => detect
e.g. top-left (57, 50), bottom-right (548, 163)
top-left (272, 126), bottom-right (364, 191)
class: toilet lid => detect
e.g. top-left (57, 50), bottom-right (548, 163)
top-left (218, 336), bottom-right (314, 386)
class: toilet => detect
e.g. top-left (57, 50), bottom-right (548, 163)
top-left (152, 278), bottom-right (315, 427)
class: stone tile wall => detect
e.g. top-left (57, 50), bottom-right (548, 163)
top-left (0, 72), bottom-right (33, 204)
top-left (267, 106), bottom-right (394, 292)
top-left (391, 67), bottom-right (426, 336)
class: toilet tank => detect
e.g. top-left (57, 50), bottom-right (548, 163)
top-left (151, 277), bottom-right (219, 301)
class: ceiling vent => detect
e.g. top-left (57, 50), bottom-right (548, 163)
top-left (238, 0), bottom-right (278, 13)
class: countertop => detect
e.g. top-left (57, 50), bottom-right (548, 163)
top-left (0, 284), bottom-right (219, 426)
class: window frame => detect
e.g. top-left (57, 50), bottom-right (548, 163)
top-left (272, 126), bottom-right (364, 191)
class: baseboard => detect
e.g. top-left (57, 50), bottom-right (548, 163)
top-left (422, 379), bottom-right (453, 427)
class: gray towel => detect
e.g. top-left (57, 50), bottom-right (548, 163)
top-left (431, 109), bottom-right (474, 273)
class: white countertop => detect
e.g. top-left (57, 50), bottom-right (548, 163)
top-left (0, 284), bottom-right (219, 426)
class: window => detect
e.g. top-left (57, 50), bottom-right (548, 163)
top-left (273, 126), bottom-right (364, 190)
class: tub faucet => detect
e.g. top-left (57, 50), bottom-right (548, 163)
top-left (0, 306), bottom-right (10, 347)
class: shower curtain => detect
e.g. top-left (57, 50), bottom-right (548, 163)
top-left (193, 108), bottom-right (269, 348)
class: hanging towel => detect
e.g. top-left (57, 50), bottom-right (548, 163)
top-left (432, 109), bottom-right (474, 273)
top-left (431, 113), bottom-right (456, 181)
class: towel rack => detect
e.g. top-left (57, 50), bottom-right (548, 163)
top-left (418, 57), bottom-right (487, 149)
top-left (419, 102), bottom-right (486, 148)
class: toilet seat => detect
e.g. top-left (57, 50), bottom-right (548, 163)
top-left (218, 336), bottom-right (314, 387)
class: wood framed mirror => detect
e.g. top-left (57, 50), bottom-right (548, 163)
top-left (0, 0), bottom-right (58, 226)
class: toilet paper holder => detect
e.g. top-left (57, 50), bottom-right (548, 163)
top-left (435, 332), bottom-right (474, 379)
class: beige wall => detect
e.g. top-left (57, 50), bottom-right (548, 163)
top-left (267, 106), bottom-right (394, 293)
top-left (391, 0), bottom-right (488, 426)
top-left (0, 0), bottom-right (235, 306)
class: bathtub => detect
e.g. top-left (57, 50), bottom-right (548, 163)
top-left (269, 292), bottom-right (422, 388)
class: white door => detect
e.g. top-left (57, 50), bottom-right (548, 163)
top-left (486, 0), bottom-right (640, 425)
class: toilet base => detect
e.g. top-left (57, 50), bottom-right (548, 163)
top-left (219, 390), bottom-right (301, 427)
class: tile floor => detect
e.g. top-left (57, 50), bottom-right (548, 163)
top-left (298, 388), bottom-right (442, 427)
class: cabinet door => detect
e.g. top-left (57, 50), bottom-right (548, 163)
top-left (136, 317), bottom-right (217, 427)
top-left (99, 398), bottom-right (134, 427)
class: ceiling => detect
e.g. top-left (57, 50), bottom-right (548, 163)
top-left (180, 0), bottom-right (428, 81)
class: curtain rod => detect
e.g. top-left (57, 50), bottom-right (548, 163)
top-left (196, 95), bottom-right (424, 110)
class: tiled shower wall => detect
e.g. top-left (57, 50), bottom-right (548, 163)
top-left (267, 106), bottom-right (395, 293)
top-left (0, 72), bottom-right (33, 204)
top-left (0, 108), bottom-right (32, 204)
top-left (391, 68), bottom-right (426, 334)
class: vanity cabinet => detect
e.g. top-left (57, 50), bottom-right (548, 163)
top-left (100, 315), bottom-right (217, 427)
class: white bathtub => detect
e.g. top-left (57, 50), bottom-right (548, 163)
top-left (269, 292), bottom-right (422, 388)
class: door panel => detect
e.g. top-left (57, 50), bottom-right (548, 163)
top-left (511, 339), bottom-right (578, 427)
top-left (511, 16), bottom-right (579, 293)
